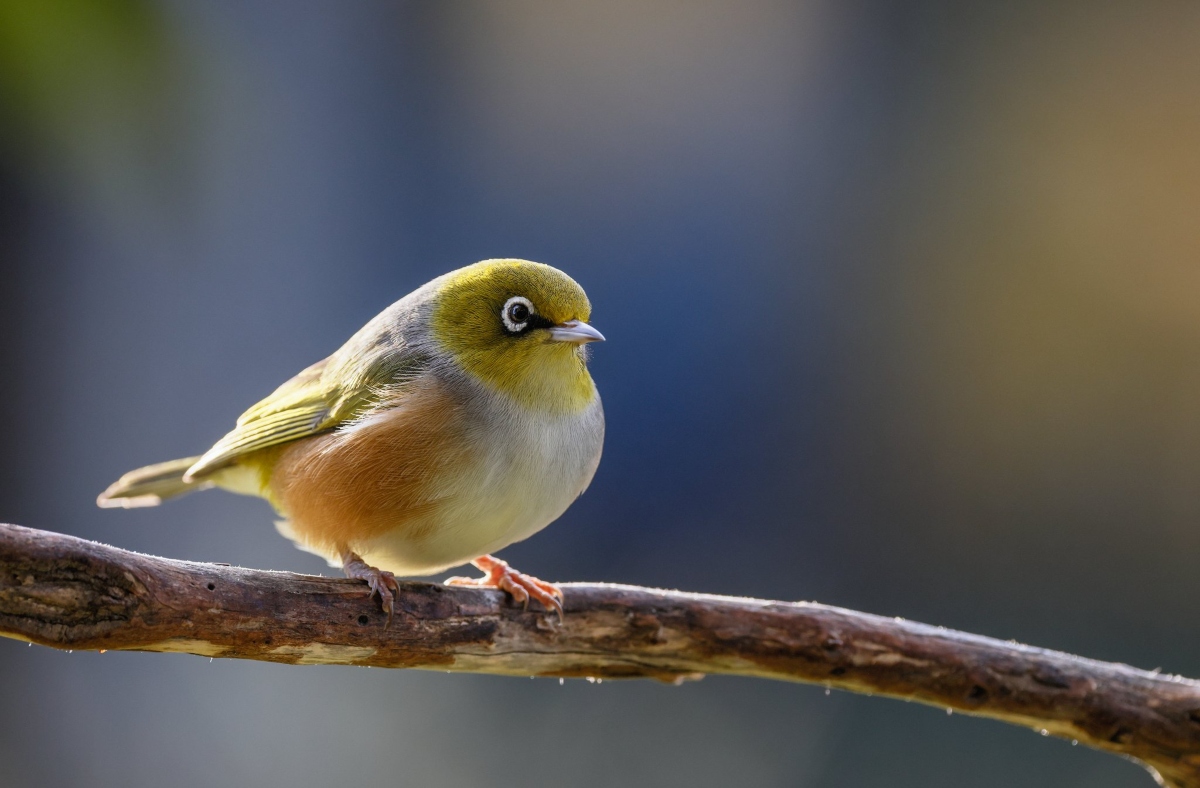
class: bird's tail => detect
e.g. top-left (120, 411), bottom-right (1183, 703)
top-left (96, 456), bottom-right (209, 509)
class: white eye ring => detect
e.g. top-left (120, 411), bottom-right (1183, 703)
top-left (501, 296), bottom-right (535, 333)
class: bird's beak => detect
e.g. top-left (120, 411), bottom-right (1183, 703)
top-left (548, 319), bottom-right (605, 344)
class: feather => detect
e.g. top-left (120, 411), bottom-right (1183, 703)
top-left (184, 350), bottom-right (430, 481)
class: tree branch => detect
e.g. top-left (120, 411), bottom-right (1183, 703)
top-left (1, 522), bottom-right (1197, 785)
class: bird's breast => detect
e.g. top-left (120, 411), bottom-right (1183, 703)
top-left (268, 374), bottom-right (603, 576)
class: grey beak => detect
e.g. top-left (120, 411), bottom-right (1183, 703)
top-left (548, 319), bottom-right (605, 344)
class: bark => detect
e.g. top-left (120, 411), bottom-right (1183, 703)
top-left (1, 522), bottom-right (1197, 786)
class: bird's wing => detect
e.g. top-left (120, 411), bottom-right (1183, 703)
top-left (184, 349), bottom-right (425, 481)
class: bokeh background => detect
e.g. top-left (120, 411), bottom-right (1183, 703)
top-left (2, 1), bottom-right (1199, 786)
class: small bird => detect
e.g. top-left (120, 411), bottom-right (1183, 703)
top-left (98, 259), bottom-right (604, 620)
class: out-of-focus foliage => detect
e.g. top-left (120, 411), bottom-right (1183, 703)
top-left (0, 0), bottom-right (184, 222)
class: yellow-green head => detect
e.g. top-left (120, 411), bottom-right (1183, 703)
top-left (430, 259), bottom-right (603, 413)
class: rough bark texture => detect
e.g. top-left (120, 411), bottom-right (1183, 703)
top-left (1, 523), bottom-right (1198, 786)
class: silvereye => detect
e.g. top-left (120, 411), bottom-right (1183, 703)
top-left (98, 259), bottom-right (605, 619)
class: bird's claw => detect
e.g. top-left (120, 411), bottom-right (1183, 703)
top-left (447, 555), bottom-right (563, 620)
top-left (341, 551), bottom-right (399, 627)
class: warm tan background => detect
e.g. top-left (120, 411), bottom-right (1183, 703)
top-left (2, 2), bottom-right (1199, 786)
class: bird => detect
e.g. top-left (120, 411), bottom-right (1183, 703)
top-left (97, 259), bottom-right (605, 621)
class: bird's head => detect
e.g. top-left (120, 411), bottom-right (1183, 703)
top-left (430, 259), bottom-right (603, 413)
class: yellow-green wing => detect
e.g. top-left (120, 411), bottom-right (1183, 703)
top-left (182, 359), bottom-right (335, 480)
top-left (183, 349), bottom-right (422, 481)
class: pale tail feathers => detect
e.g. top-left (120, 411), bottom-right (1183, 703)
top-left (96, 456), bottom-right (212, 508)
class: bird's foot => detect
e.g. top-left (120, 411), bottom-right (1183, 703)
top-left (341, 551), bottom-right (399, 626)
top-left (446, 555), bottom-right (564, 619)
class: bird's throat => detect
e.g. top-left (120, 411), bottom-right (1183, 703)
top-left (468, 344), bottom-right (596, 415)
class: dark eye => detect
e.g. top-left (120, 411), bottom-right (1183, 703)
top-left (501, 296), bottom-right (534, 333)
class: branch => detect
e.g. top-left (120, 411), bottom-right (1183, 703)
top-left (1, 523), bottom-right (1197, 785)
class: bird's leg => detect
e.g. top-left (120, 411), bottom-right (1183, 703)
top-left (341, 550), bottom-right (399, 626)
top-left (446, 555), bottom-right (564, 619)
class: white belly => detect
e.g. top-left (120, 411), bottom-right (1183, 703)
top-left (354, 392), bottom-right (604, 576)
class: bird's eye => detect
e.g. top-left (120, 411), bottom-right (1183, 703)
top-left (501, 296), bottom-right (534, 333)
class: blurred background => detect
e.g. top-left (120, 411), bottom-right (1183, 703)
top-left (1, 1), bottom-right (1198, 785)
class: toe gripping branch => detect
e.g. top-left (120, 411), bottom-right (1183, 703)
top-left (341, 552), bottom-right (400, 626)
top-left (447, 555), bottom-right (564, 619)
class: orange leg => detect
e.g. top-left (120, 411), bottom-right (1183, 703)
top-left (341, 550), bottom-right (399, 626)
top-left (446, 555), bottom-right (564, 618)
